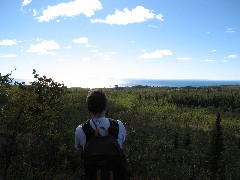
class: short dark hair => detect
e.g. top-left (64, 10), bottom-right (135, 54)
top-left (86, 90), bottom-right (107, 114)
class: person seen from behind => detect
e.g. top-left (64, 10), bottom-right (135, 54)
top-left (75, 90), bottom-right (128, 180)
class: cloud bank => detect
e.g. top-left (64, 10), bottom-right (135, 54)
top-left (91, 6), bottom-right (163, 25)
top-left (36, 0), bottom-right (102, 22)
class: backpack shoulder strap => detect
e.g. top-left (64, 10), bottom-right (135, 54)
top-left (108, 118), bottom-right (119, 139)
top-left (83, 118), bottom-right (119, 141)
top-left (82, 120), bottom-right (95, 142)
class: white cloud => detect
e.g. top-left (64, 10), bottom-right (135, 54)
top-left (226, 27), bottom-right (235, 33)
top-left (210, 49), bottom-right (217, 52)
top-left (202, 59), bottom-right (216, 62)
top-left (82, 58), bottom-right (90, 61)
top-left (91, 6), bottom-right (163, 25)
top-left (64, 46), bottom-right (72, 49)
top-left (176, 57), bottom-right (192, 60)
top-left (156, 14), bottom-right (164, 21)
top-left (94, 53), bottom-right (111, 60)
top-left (0, 39), bottom-right (17, 46)
top-left (0, 54), bottom-right (18, 58)
top-left (58, 58), bottom-right (67, 62)
top-left (33, 9), bottom-right (38, 16)
top-left (227, 54), bottom-right (237, 59)
top-left (73, 37), bottom-right (88, 44)
top-left (36, 0), bottom-right (102, 22)
top-left (27, 40), bottom-right (60, 55)
top-left (91, 49), bottom-right (98, 53)
top-left (93, 52), bottom-right (116, 60)
top-left (148, 25), bottom-right (158, 28)
top-left (22, 0), bottom-right (31, 7)
top-left (139, 50), bottom-right (172, 59)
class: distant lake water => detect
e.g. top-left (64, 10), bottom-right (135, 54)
top-left (15, 78), bottom-right (240, 88)
top-left (68, 78), bottom-right (240, 88)
top-left (119, 79), bottom-right (240, 88)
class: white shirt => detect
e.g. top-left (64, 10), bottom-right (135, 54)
top-left (75, 117), bottom-right (126, 150)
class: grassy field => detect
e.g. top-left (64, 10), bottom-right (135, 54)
top-left (1, 72), bottom-right (240, 179)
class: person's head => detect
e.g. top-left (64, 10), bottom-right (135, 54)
top-left (86, 90), bottom-right (107, 115)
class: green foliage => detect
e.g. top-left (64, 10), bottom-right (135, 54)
top-left (0, 71), bottom-right (78, 179)
top-left (1, 72), bottom-right (240, 179)
top-left (208, 113), bottom-right (225, 179)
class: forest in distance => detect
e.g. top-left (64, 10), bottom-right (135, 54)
top-left (1, 70), bottom-right (240, 179)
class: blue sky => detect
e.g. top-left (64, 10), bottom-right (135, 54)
top-left (0, 0), bottom-right (239, 87)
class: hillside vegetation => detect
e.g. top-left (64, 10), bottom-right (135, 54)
top-left (1, 71), bottom-right (240, 179)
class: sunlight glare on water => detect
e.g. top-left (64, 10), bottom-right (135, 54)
top-left (65, 78), bottom-right (125, 88)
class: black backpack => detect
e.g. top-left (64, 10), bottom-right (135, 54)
top-left (81, 118), bottom-right (128, 180)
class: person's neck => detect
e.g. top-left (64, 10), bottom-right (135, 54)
top-left (90, 112), bottom-right (105, 119)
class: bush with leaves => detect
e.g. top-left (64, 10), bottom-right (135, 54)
top-left (0, 70), bottom-right (80, 179)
